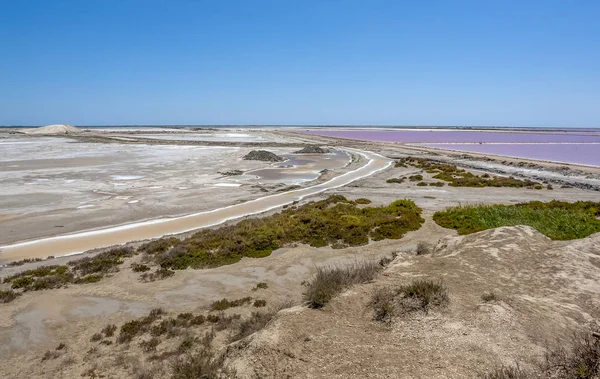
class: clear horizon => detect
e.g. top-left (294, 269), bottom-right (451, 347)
top-left (1, 1), bottom-right (599, 127)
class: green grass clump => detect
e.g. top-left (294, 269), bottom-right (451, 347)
top-left (2, 247), bottom-right (135, 296)
top-left (416, 181), bottom-right (428, 186)
top-left (354, 198), bottom-right (372, 204)
top-left (146, 195), bottom-right (423, 271)
top-left (433, 201), bottom-right (600, 240)
top-left (409, 174), bottom-right (423, 182)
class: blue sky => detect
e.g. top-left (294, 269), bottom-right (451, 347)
top-left (1, 0), bottom-right (599, 127)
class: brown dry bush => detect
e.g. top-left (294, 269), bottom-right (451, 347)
top-left (303, 260), bottom-right (384, 308)
top-left (252, 282), bottom-right (268, 291)
top-left (481, 292), bottom-right (498, 302)
top-left (415, 242), bottom-right (431, 255)
top-left (102, 324), bottom-right (117, 337)
top-left (542, 327), bottom-right (600, 379)
top-left (370, 279), bottom-right (449, 321)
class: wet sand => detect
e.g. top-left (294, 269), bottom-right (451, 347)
top-left (0, 149), bottom-right (390, 261)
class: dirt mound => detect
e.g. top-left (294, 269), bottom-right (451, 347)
top-left (293, 145), bottom-right (330, 154)
top-left (24, 124), bottom-right (81, 135)
top-left (243, 150), bottom-right (284, 162)
top-left (228, 226), bottom-right (600, 378)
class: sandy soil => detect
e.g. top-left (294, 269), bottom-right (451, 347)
top-left (229, 226), bottom-right (600, 378)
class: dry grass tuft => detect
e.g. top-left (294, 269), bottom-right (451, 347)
top-left (415, 242), bottom-right (431, 255)
top-left (370, 279), bottom-right (449, 321)
top-left (542, 327), bottom-right (600, 378)
top-left (481, 292), bottom-right (498, 302)
top-left (303, 260), bottom-right (384, 308)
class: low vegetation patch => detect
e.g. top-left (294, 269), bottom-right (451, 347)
top-left (0, 289), bottom-right (20, 303)
top-left (252, 282), bottom-right (268, 291)
top-left (433, 201), bottom-right (600, 240)
top-left (386, 177), bottom-right (405, 184)
top-left (303, 258), bottom-right (389, 308)
top-left (542, 327), bottom-right (600, 379)
top-left (210, 297), bottom-right (253, 311)
top-left (139, 267), bottom-right (175, 282)
top-left (481, 292), bottom-right (498, 302)
top-left (396, 157), bottom-right (541, 188)
top-left (482, 365), bottom-right (530, 379)
top-left (1, 247), bottom-right (135, 294)
top-left (370, 279), bottom-right (448, 321)
top-left (144, 195), bottom-right (423, 271)
top-left (415, 242), bottom-right (431, 255)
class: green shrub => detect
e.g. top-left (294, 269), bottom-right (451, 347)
top-left (11, 276), bottom-right (34, 290)
top-left (90, 333), bottom-right (103, 342)
top-left (409, 174), bottom-right (423, 182)
top-left (433, 201), bottom-right (600, 240)
top-left (416, 181), bottom-right (428, 186)
top-left (146, 196), bottom-right (423, 271)
top-left (75, 274), bottom-right (103, 284)
top-left (0, 290), bottom-right (20, 303)
top-left (354, 198), bottom-right (372, 204)
top-left (253, 299), bottom-right (267, 307)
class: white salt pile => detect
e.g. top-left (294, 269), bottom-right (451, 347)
top-left (24, 124), bottom-right (81, 135)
